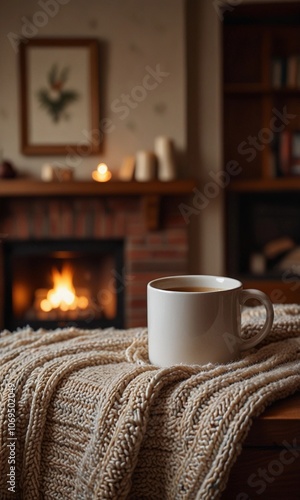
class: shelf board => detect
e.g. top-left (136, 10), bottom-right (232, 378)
top-left (224, 83), bottom-right (270, 94)
top-left (227, 177), bottom-right (300, 192)
top-left (0, 179), bottom-right (197, 198)
top-left (224, 83), bottom-right (300, 95)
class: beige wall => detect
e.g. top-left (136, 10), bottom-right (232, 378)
top-left (186, 0), bottom-right (223, 275)
top-left (0, 0), bottom-right (186, 180)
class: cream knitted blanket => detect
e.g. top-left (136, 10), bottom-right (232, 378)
top-left (0, 304), bottom-right (300, 499)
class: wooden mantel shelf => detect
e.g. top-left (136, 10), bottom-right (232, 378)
top-left (0, 179), bottom-right (196, 197)
top-left (0, 179), bottom-right (196, 230)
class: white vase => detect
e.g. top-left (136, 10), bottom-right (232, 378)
top-left (135, 150), bottom-right (156, 182)
top-left (154, 136), bottom-right (176, 181)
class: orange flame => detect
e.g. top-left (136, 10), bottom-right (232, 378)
top-left (40, 264), bottom-right (88, 312)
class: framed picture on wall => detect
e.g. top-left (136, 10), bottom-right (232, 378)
top-left (19, 38), bottom-right (101, 155)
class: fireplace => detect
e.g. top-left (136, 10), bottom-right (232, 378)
top-left (2, 239), bottom-right (124, 331)
top-left (0, 180), bottom-right (194, 330)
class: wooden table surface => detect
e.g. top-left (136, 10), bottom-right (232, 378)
top-left (222, 392), bottom-right (300, 499)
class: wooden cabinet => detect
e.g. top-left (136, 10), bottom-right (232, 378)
top-left (222, 393), bottom-right (300, 499)
top-left (223, 2), bottom-right (300, 303)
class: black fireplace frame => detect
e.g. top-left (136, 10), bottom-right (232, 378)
top-left (1, 238), bottom-right (125, 331)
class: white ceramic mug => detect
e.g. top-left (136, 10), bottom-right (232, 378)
top-left (147, 275), bottom-right (274, 367)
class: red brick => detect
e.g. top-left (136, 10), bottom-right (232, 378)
top-left (126, 317), bottom-right (147, 328)
top-left (127, 235), bottom-right (146, 246)
top-left (125, 272), bottom-right (174, 283)
top-left (126, 248), bottom-right (187, 261)
top-left (113, 212), bottom-right (126, 237)
top-left (146, 232), bottom-right (165, 245)
top-left (165, 228), bottom-right (188, 245)
top-left (130, 260), bottom-right (187, 273)
top-left (60, 200), bottom-right (74, 238)
top-left (13, 201), bottom-right (30, 239)
top-left (75, 199), bottom-right (95, 238)
top-left (127, 298), bottom-right (147, 309)
top-left (93, 200), bottom-right (105, 237)
top-left (126, 283), bottom-right (148, 297)
top-left (103, 212), bottom-right (114, 237)
top-left (163, 213), bottom-right (187, 228)
top-left (126, 222), bottom-right (147, 236)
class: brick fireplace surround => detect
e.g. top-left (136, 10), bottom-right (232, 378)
top-left (0, 180), bottom-right (195, 329)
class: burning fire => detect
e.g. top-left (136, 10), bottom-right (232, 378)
top-left (40, 264), bottom-right (89, 312)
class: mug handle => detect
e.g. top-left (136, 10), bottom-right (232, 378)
top-left (238, 289), bottom-right (274, 350)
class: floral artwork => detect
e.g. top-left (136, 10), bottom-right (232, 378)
top-left (20, 39), bottom-right (100, 155)
top-left (37, 64), bottom-right (80, 123)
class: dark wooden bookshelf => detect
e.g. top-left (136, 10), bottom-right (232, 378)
top-left (223, 2), bottom-right (300, 303)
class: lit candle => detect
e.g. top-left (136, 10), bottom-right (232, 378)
top-left (92, 163), bottom-right (112, 182)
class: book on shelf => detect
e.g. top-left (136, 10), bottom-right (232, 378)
top-left (271, 55), bottom-right (300, 88)
top-left (290, 131), bottom-right (300, 175)
top-left (279, 130), bottom-right (292, 176)
top-left (271, 57), bottom-right (283, 88)
top-left (287, 55), bottom-right (298, 87)
top-left (271, 130), bottom-right (300, 177)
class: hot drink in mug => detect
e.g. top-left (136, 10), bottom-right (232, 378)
top-left (147, 275), bottom-right (274, 367)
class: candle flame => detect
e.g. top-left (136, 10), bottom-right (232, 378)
top-left (92, 163), bottom-right (112, 182)
top-left (97, 163), bottom-right (108, 174)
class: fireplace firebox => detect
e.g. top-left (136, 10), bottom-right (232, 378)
top-left (2, 239), bottom-right (124, 331)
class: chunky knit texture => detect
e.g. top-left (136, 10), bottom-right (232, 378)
top-left (0, 304), bottom-right (300, 499)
